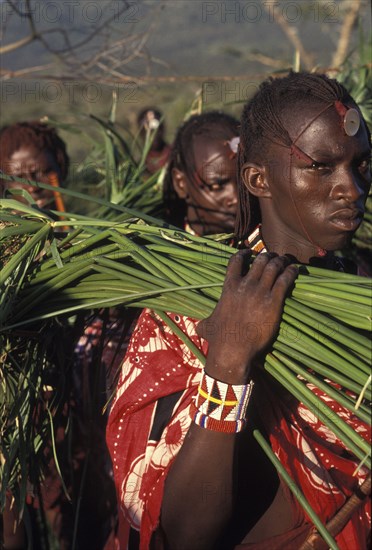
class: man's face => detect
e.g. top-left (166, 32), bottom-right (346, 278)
top-left (180, 134), bottom-right (238, 236)
top-left (1, 144), bottom-right (61, 209)
top-left (262, 104), bottom-right (371, 255)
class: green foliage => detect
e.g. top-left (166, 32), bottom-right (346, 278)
top-left (0, 210), bottom-right (370, 518)
top-left (0, 221), bottom-right (73, 529)
top-left (44, 95), bottom-right (165, 219)
top-left (336, 31), bottom-right (372, 129)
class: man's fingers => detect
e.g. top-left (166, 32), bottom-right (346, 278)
top-left (272, 264), bottom-right (299, 298)
top-left (225, 249), bottom-right (252, 280)
top-left (244, 252), bottom-right (274, 282)
top-left (256, 255), bottom-right (292, 289)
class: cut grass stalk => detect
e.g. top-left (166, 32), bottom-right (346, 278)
top-left (294, 299), bottom-right (371, 330)
top-left (304, 265), bottom-right (371, 281)
top-left (278, 327), bottom-right (370, 388)
top-left (273, 341), bottom-right (371, 412)
top-left (282, 310), bottom-right (369, 374)
top-left (265, 355), bottom-right (371, 463)
top-left (0, 224), bottom-right (50, 287)
top-left (253, 429), bottom-right (340, 550)
top-left (272, 350), bottom-right (371, 424)
top-left (286, 299), bottom-right (371, 360)
top-left (292, 289), bottom-right (370, 317)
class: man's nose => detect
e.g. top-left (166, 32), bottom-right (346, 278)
top-left (224, 182), bottom-right (238, 207)
top-left (331, 169), bottom-right (366, 203)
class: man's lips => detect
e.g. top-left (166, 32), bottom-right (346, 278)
top-left (329, 208), bottom-right (363, 230)
top-left (330, 208), bottom-right (362, 220)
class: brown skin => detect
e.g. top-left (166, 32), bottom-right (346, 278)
top-left (172, 135), bottom-right (238, 235)
top-left (0, 145), bottom-right (62, 209)
top-left (244, 103), bottom-right (371, 264)
top-left (160, 105), bottom-right (371, 549)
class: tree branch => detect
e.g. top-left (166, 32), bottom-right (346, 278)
top-left (331, 0), bottom-right (362, 67)
top-left (0, 34), bottom-right (35, 55)
top-left (262, 3), bottom-right (314, 70)
top-left (245, 52), bottom-right (289, 69)
top-left (0, 0), bottom-right (38, 54)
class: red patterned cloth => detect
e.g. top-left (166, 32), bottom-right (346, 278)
top-left (106, 309), bottom-right (371, 549)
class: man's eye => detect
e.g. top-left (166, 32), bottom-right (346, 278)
top-left (310, 161), bottom-right (326, 170)
top-left (208, 183), bottom-right (224, 191)
top-left (205, 179), bottom-right (231, 191)
top-left (308, 162), bottom-right (332, 174)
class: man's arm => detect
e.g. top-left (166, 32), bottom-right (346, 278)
top-left (160, 252), bottom-right (298, 549)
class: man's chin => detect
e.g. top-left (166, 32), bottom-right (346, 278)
top-left (322, 233), bottom-right (354, 253)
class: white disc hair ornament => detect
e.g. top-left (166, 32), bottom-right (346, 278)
top-left (343, 108), bottom-right (360, 137)
top-left (227, 136), bottom-right (240, 154)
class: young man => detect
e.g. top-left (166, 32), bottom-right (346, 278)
top-left (0, 121), bottom-right (69, 210)
top-left (163, 111), bottom-right (240, 235)
top-left (107, 73), bottom-right (371, 549)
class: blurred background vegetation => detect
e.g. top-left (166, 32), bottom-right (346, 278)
top-left (1, 1), bottom-right (371, 156)
top-left (1, 0), bottom-right (370, 249)
top-left (0, 0), bottom-right (372, 251)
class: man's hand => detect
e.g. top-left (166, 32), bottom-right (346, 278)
top-left (197, 250), bottom-right (299, 383)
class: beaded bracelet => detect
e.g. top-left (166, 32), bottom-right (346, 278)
top-left (191, 370), bottom-right (254, 433)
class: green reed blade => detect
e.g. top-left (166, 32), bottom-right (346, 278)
top-left (253, 430), bottom-right (340, 550)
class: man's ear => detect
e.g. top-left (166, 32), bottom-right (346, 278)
top-left (172, 168), bottom-right (190, 199)
top-left (240, 163), bottom-right (271, 198)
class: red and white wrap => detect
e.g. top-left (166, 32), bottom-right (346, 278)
top-left (106, 308), bottom-right (371, 550)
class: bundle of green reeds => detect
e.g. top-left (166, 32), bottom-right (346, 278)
top-left (0, 209), bottom-right (372, 506)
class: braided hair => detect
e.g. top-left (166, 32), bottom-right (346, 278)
top-left (0, 121), bottom-right (69, 181)
top-left (236, 71), bottom-right (370, 240)
top-left (163, 111), bottom-right (240, 228)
